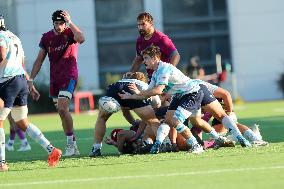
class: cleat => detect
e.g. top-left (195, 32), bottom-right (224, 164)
top-left (74, 144), bottom-right (80, 155)
top-left (48, 148), bottom-right (62, 167)
top-left (133, 144), bottom-right (153, 154)
top-left (0, 163), bottom-right (8, 172)
top-left (214, 136), bottom-right (235, 148)
top-left (63, 144), bottom-right (79, 157)
top-left (89, 147), bottom-right (101, 157)
top-left (188, 143), bottom-right (204, 154)
top-left (171, 143), bottom-right (179, 152)
top-left (5, 143), bottom-right (14, 151)
top-left (251, 124), bottom-right (262, 140)
top-left (17, 143), bottom-right (31, 152)
top-left (236, 136), bottom-right (252, 147)
top-left (150, 141), bottom-right (161, 154)
top-left (251, 140), bottom-right (269, 147)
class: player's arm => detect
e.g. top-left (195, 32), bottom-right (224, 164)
top-left (119, 84), bottom-right (165, 100)
top-left (61, 10), bottom-right (85, 44)
top-left (213, 87), bottom-right (233, 113)
top-left (0, 46), bottom-right (7, 65)
top-left (121, 108), bottom-right (137, 125)
top-left (29, 48), bottom-right (47, 81)
top-left (130, 55), bottom-right (143, 72)
top-left (169, 51), bottom-right (180, 67)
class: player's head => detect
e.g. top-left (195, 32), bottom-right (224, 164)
top-left (110, 129), bottom-right (123, 142)
top-left (137, 12), bottom-right (154, 36)
top-left (52, 10), bottom-right (66, 33)
top-left (123, 72), bottom-right (147, 83)
top-left (0, 15), bottom-right (6, 31)
top-left (142, 45), bottom-right (161, 70)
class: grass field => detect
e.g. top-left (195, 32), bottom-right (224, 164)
top-left (1, 100), bottom-right (284, 189)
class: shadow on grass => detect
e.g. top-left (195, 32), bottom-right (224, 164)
top-left (5, 115), bottom-right (284, 164)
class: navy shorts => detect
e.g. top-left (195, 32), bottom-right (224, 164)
top-left (106, 82), bottom-right (150, 110)
top-left (0, 75), bottom-right (29, 108)
top-left (169, 84), bottom-right (216, 112)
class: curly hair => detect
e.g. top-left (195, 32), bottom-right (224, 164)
top-left (137, 12), bottom-right (153, 24)
top-left (123, 72), bottom-right (147, 83)
top-left (141, 45), bottom-right (161, 59)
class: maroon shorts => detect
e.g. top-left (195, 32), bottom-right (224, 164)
top-left (50, 78), bottom-right (77, 98)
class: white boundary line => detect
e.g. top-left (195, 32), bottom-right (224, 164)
top-left (1, 165), bottom-right (284, 187)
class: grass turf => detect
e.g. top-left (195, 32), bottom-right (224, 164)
top-left (0, 100), bottom-right (284, 189)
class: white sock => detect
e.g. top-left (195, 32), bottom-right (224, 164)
top-left (8, 139), bottom-right (14, 145)
top-left (26, 123), bottom-right (54, 154)
top-left (20, 138), bottom-right (28, 145)
top-left (156, 123), bottom-right (170, 143)
top-left (93, 143), bottom-right (102, 150)
top-left (244, 129), bottom-right (261, 141)
top-left (0, 128), bottom-right (5, 164)
top-left (209, 128), bottom-right (220, 139)
top-left (222, 116), bottom-right (242, 138)
top-left (67, 135), bottom-right (74, 146)
top-left (186, 135), bottom-right (198, 147)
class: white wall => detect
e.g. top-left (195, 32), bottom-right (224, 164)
top-left (228, 0), bottom-right (284, 101)
top-left (15, 0), bottom-right (100, 90)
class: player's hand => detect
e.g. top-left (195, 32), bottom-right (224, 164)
top-left (61, 10), bottom-right (72, 24)
top-left (105, 137), bottom-right (114, 145)
top-left (118, 90), bottom-right (133, 99)
top-left (30, 86), bottom-right (40, 101)
top-left (128, 83), bottom-right (140, 94)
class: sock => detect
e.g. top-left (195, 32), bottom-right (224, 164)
top-left (0, 128), bottom-right (5, 164)
top-left (186, 135), bottom-right (198, 147)
top-left (7, 139), bottom-right (14, 145)
top-left (20, 138), bottom-right (28, 146)
top-left (26, 123), bottom-right (54, 154)
top-left (93, 143), bottom-right (102, 150)
top-left (222, 116), bottom-right (242, 138)
top-left (156, 123), bottom-right (170, 143)
top-left (9, 128), bottom-right (16, 140)
top-left (66, 135), bottom-right (74, 146)
top-left (209, 128), bottom-right (220, 139)
top-left (244, 129), bottom-right (261, 141)
top-left (16, 128), bottom-right (26, 140)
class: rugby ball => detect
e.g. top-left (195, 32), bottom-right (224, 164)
top-left (99, 96), bottom-right (121, 113)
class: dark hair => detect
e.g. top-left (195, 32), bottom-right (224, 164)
top-left (52, 10), bottom-right (65, 22)
top-left (137, 12), bottom-right (153, 24)
top-left (0, 15), bottom-right (6, 31)
top-left (142, 45), bottom-right (161, 59)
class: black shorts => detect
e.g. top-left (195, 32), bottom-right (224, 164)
top-left (168, 84), bottom-right (216, 112)
top-left (106, 82), bottom-right (150, 110)
top-left (0, 75), bottom-right (29, 108)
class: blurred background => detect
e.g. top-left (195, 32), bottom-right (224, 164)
top-left (1, 0), bottom-right (284, 109)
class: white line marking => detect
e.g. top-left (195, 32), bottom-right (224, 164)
top-left (1, 165), bottom-right (284, 187)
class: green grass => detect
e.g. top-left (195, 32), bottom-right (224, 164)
top-left (1, 100), bottom-right (284, 189)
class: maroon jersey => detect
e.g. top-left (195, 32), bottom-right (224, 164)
top-left (39, 28), bottom-right (79, 83)
top-left (136, 30), bottom-right (177, 80)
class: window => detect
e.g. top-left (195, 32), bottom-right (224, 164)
top-left (95, 0), bottom-right (143, 86)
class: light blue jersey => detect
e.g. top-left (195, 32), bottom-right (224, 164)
top-left (149, 61), bottom-right (200, 95)
top-left (195, 79), bottom-right (219, 94)
top-left (0, 30), bottom-right (25, 83)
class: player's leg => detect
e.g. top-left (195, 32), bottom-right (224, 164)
top-left (5, 114), bottom-right (16, 151)
top-left (89, 109), bottom-right (112, 157)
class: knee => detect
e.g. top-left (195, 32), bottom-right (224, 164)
top-left (57, 106), bottom-right (69, 116)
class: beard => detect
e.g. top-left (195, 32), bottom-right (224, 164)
top-left (139, 29), bottom-right (146, 36)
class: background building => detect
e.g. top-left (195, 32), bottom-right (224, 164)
top-left (1, 0), bottom-right (283, 101)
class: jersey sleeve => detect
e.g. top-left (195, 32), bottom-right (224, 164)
top-left (39, 34), bottom-right (46, 51)
top-left (158, 36), bottom-right (177, 60)
top-left (155, 66), bottom-right (171, 86)
top-left (0, 35), bottom-right (7, 48)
